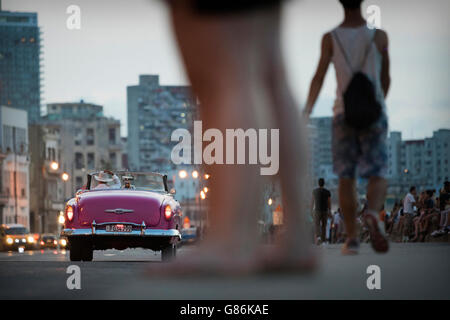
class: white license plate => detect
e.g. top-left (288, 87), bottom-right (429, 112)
top-left (105, 224), bottom-right (133, 232)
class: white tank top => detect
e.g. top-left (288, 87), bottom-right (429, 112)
top-left (331, 25), bottom-right (386, 117)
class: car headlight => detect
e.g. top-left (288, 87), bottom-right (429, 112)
top-left (21, 238), bottom-right (26, 243)
top-left (27, 236), bottom-right (35, 243)
top-left (15, 239), bottom-right (19, 243)
top-left (60, 239), bottom-right (67, 246)
top-left (6, 238), bottom-right (13, 245)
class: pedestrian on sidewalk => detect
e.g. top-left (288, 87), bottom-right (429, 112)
top-left (402, 186), bottom-right (417, 242)
top-left (311, 178), bottom-right (331, 245)
top-left (304, 0), bottom-right (391, 255)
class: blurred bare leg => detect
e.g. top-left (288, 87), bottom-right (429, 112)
top-left (163, 1), bottom-right (277, 273)
top-left (339, 178), bottom-right (358, 240)
top-left (155, 1), bottom-right (316, 275)
top-left (236, 6), bottom-right (316, 270)
top-left (366, 177), bottom-right (387, 213)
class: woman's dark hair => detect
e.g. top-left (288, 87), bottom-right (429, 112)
top-left (339, 0), bottom-right (363, 9)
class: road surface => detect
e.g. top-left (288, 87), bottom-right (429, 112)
top-left (0, 243), bottom-right (448, 299)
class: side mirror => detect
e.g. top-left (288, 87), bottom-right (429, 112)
top-left (76, 189), bottom-right (83, 196)
top-left (170, 188), bottom-right (176, 195)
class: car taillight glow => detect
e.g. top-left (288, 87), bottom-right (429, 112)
top-left (66, 206), bottom-right (74, 221)
top-left (164, 205), bottom-right (172, 220)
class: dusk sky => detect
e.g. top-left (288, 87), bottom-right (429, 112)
top-left (4, 0), bottom-right (449, 139)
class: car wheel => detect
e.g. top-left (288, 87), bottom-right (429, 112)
top-left (81, 239), bottom-right (93, 262)
top-left (69, 239), bottom-right (82, 261)
top-left (161, 244), bottom-right (177, 262)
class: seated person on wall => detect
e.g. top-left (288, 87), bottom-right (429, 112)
top-left (93, 170), bottom-right (121, 190)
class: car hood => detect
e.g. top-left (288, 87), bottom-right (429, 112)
top-left (76, 190), bottom-right (167, 227)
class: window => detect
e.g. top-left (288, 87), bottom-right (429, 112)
top-left (109, 152), bottom-right (117, 169)
top-left (74, 130), bottom-right (82, 146)
top-left (109, 128), bottom-right (116, 144)
top-left (86, 128), bottom-right (95, 146)
top-left (87, 153), bottom-right (95, 170)
top-left (75, 152), bottom-right (84, 170)
top-left (47, 147), bottom-right (56, 161)
top-left (75, 177), bottom-right (83, 190)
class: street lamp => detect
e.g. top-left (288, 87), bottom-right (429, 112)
top-left (178, 170), bottom-right (187, 179)
top-left (199, 190), bottom-right (207, 239)
top-left (50, 161), bottom-right (59, 171)
top-left (61, 172), bottom-right (70, 203)
top-left (204, 173), bottom-right (210, 180)
top-left (268, 198), bottom-right (273, 206)
top-left (192, 170), bottom-right (199, 179)
top-left (203, 187), bottom-right (208, 193)
top-left (57, 211), bottom-right (65, 251)
top-left (62, 172), bottom-right (69, 181)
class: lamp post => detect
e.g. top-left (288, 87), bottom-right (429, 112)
top-left (57, 211), bottom-right (65, 251)
top-left (62, 172), bottom-right (69, 201)
top-left (199, 190), bottom-right (206, 239)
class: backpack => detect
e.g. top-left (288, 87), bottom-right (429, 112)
top-left (333, 30), bottom-right (382, 130)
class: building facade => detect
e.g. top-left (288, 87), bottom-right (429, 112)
top-left (387, 129), bottom-right (450, 197)
top-left (0, 10), bottom-right (41, 123)
top-left (308, 117), bottom-right (336, 183)
top-left (308, 117), bottom-right (450, 204)
top-left (0, 106), bottom-right (30, 228)
top-left (41, 101), bottom-right (123, 199)
top-left (127, 75), bottom-right (198, 175)
top-left (28, 124), bottom-right (64, 233)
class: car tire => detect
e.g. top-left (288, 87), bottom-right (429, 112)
top-left (81, 245), bottom-right (93, 261)
top-left (80, 238), bottom-right (93, 262)
top-left (161, 244), bottom-right (177, 262)
top-left (69, 239), bottom-right (82, 261)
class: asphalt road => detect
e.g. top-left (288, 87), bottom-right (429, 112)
top-left (0, 243), bottom-right (448, 299)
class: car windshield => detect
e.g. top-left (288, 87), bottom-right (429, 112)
top-left (89, 172), bottom-right (167, 193)
top-left (5, 227), bottom-right (28, 235)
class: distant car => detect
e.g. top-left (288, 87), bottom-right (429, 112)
top-left (0, 224), bottom-right (36, 251)
top-left (59, 236), bottom-right (68, 249)
top-left (181, 227), bottom-right (198, 244)
top-left (39, 234), bottom-right (58, 249)
top-left (61, 171), bottom-right (182, 262)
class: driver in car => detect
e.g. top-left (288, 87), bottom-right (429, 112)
top-left (122, 176), bottom-right (135, 189)
top-left (93, 170), bottom-right (121, 190)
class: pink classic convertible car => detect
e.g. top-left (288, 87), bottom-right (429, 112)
top-left (61, 171), bottom-right (182, 262)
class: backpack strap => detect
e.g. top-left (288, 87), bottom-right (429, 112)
top-left (333, 28), bottom-right (376, 74)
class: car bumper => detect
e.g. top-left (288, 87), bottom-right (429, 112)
top-left (61, 228), bottom-right (181, 239)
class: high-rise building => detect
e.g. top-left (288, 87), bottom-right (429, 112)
top-left (308, 117), bottom-right (335, 181)
top-left (308, 117), bottom-right (338, 198)
top-left (0, 106), bottom-right (30, 227)
top-left (41, 101), bottom-right (123, 199)
top-left (127, 75), bottom-right (198, 174)
top-left (0, 10), bottom-right (41, 123)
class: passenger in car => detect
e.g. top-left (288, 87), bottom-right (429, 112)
top-left (93, 170), bottom-right (121, 190)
